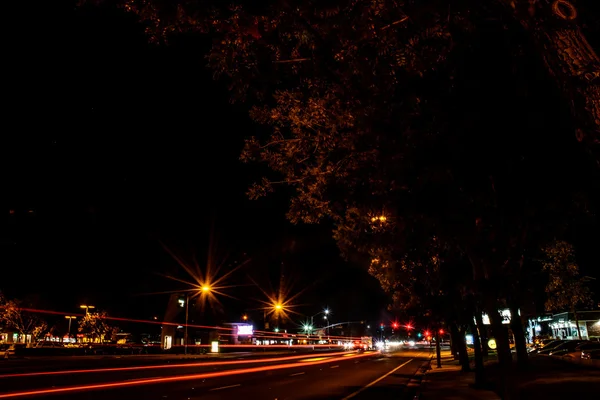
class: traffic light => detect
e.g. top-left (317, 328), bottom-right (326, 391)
top-left (406, 324), bottom-right (413, 330)
top-left (392, 322), bottom-right (399, 329)
top-left (424, 330), bottom-right (431, 337)
top-left (439, 329), bottom-right (445, 335)
top-left (417, 332), bottom-right (422, 338)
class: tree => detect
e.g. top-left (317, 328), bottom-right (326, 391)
top-left (105, 0), bottom-right (600, 166)
top-left (85, 1), bottom-right (599, 394)
top-left (78, 311), bottom-right (112, 343)
top-left (542, 240), bottom-right (593, 339)
top-left (0, 295), bottom-right (48, 344)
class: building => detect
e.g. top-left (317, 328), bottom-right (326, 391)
top-left (548, 311), bottom-right (600, 340)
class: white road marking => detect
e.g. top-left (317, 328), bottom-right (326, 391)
top-left (289, 372), bottom-right (305, 376)
top-left (330, 365), bottom-right (339, 369)
top-left (341, 359), bottom-right (413, 400)
top-left (209, 384), bottom-right (241, 391)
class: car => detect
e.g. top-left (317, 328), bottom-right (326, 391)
top-left (547, 340), bottom-right (588, 356)
top-left (581, 348), bottom-right (600, 360)
top-left (534, 340), bottom-right (565, 354)
top-left (563, 342), bottom-right (600, 361)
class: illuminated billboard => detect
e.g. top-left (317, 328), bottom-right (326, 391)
top-left (237, 324), bottom-right (253, 336)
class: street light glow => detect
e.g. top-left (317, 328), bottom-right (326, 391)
top-left (201, 285), bottom-right (211, 293)
top-left (275, 303), bottom-right (282, 310)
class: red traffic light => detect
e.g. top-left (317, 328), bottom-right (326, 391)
top-left (406, 324), bottom-right (413, 330)
top-left (392, 322), bottom-right (399, 328)
top-left (424, 330), bottom-right (431, 337)
top-left (439, 329), bottom-right (445, 335)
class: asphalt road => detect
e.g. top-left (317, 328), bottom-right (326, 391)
top-left (0, 349), bottom-right (431, 400)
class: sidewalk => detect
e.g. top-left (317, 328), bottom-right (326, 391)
top-left (419, 351), bottom-right (500, 400)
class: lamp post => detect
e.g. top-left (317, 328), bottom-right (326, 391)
top-left (184, 285), bottom-right (211, 355)
top-left (80, 305), bottom-right (95, 314)
top-left (310, 308), bottom-right (330, 331)
top-left (65, 316), bottom-right (77, 340)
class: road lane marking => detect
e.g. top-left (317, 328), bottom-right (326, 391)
top-left (298, 357), bottom-right (329, 362)
top-left (341, 359), bottom-right (413, 400)
top-left (289, 372), bottom-right (305, 376)
top-left (209, 384), bottom-right (241, 391)
top-left (330, 365), bottom-right (339, 368)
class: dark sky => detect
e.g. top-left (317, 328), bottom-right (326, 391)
top-left (2, 1), bottom-right (599, 332)
top-left (1, 1), bottom-right (388, 327)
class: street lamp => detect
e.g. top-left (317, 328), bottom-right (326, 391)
top-left (184, 286), bottom-right (213, 355)
top-left (80, 305), bottom-right (95, 314)
top-left (65, 316), bottom-right (77, 339)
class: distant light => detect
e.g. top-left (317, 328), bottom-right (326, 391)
top-left (274, 328), bottom-right (279, 333)
top-left (275, 304), bottom-right (282, 310)
top-left (211, 341), bottom-right (219, 353)
top-left (324, 309), bottom-right (329, 315)
top-left (201, 285), bottom-right (211, 293)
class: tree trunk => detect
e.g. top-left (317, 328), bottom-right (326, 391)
top-left (435, 331), bottom-right (442, 368)
top-left (470, 318), bottom-right (487, 387)
top-left (502, 0), bottom-right (600, 165)
top-left (474, 309), bottom-right (489, 357)
top-left (449, 323), bottom-right (459, 360)
top-left (487, 306), bottom-right (514, 400)
top-left (509, 304), bottom-right (528, 368)
top-left (451, 323), bottom-right (470, 371)
top-left (488, 307), bottom-right (513, 366)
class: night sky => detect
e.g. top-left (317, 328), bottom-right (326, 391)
top-left (2, 1), bottom-right (388, 327)
top-left (2, 1), bottom-right (599, 332)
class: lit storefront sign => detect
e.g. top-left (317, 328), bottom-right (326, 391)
top-left (237, 325), bottom-right (253, 336)
top-left (480, 309), bottom-right (516, 325)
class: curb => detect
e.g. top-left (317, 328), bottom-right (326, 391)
top-left (410, 355), bottom-right (433, 400)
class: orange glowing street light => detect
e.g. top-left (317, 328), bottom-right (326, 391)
top-left (80, 305), bottom-right (95, 314)
top-left (201, 285), bottom-right (211, 293)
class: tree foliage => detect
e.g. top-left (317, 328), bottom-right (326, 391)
top-left (542, 240), bottom-right (593, 313)
top-left (78, 311), bottom-right (113, 342)
top-left (0, 294), bottom-right (48, 340)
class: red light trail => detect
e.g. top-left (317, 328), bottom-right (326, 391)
top-left (0, 351), bottom-right (354, 379)
top-left (0, 352), bottom-right (377, 398)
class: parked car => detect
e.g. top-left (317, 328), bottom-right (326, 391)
top-left (533, 340), bottom-right (565, 354)
top-left (581, 348), bottom-right (600, 360)
top-left (563, 342), bottom-right (600, 361)
top-left (547, 340), bottom-right (588, 356)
